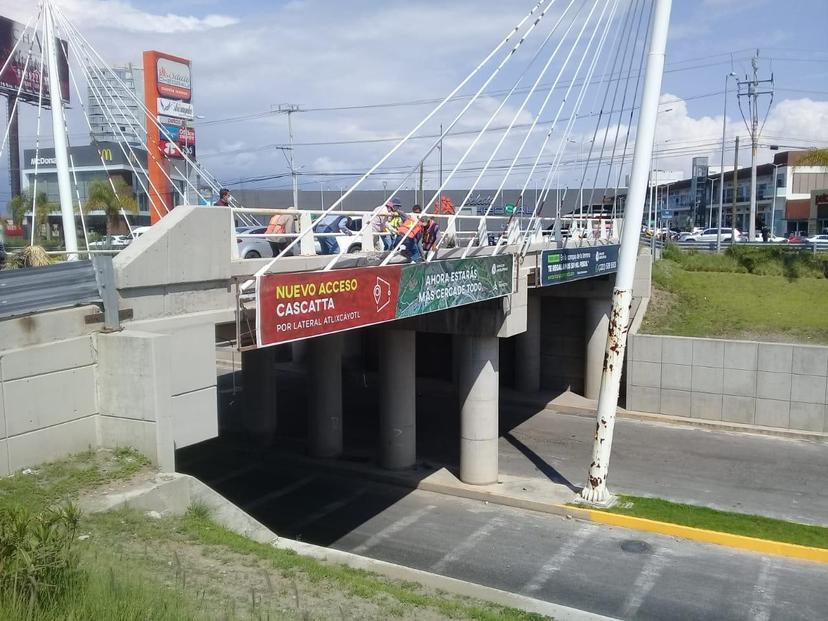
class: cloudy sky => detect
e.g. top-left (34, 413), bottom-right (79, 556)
top-left (1, 0), bottom-right (827, 210)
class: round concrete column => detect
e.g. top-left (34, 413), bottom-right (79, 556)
top-left (241, 347), bottom-right (277, 445)
top-left (584, 298), bottom-right (610, 400)
top-left (515, 295), bottom-right (541, 393)
top-left (308, 333), bottom-right (343, 458)
top-left (378, 329), bottom-right (416, 469)
top-left (291, 340), bottom-right (308, 366)
top-left (457, 335), bottom-right (499, 485)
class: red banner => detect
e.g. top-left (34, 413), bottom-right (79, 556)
top-left (257, 266), bottom-right (403, 345)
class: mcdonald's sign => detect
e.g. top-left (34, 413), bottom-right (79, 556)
top-left (99, 148), bottom-right (113, 161)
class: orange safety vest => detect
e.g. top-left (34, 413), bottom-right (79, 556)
top-left (397, 216), bottom-right (424, 239)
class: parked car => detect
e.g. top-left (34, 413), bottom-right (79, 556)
top-left (806, 234), bottom-right (828, 247)
top-left (312, 215), bottom-right (365, 254)
top-left (89, 234), bottom-right (132, 249)
top-left (235, 226), bottom-right (273, 259)
top-left (786, 232), bottom-right (808, 244)
top-left (685, 228), bottom-right (741, 243)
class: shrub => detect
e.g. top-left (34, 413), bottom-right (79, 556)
top-left (0, 504), bottom-right (82, 608)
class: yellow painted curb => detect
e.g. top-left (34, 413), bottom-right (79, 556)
top-left (581, 509), bottom-right (828, 564)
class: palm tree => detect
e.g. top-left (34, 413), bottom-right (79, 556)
top-left (7, 190), bottom-right (55, 239)
top-left (84, 177), bottom-right (139, 235)
top-left (797, 148), bottom-right (828, 167)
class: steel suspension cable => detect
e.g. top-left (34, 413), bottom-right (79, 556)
top-left (255, 0), bottom-right (559, 277)
top-left (496, 0), bottom-right (619, 252)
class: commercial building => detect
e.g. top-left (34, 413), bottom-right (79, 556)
top-left (652, 150), bottom-right (828, 236)
top-left (87, 64), bottom-right (145, 146)
top-left (21, 142), bottom-right (188, 233)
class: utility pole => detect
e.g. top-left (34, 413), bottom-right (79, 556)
top-left (737, 51), bottom-right (773, 241)
top-left (277, 103), bottom-right (302, 209)
top-left (716, 72), bottom-right (737, 253)
top-left (419, 161), bottom-right (424, 207)
top-left (731, 136), bottom-right (739, 244)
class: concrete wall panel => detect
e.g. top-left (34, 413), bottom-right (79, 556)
top-left (789, 402), bottom-right (826, 432)
top-left (757, 344), bottom-right (793, 373)
top-left (631, 361), bottom-right (661, 389)
top-left (691, 392), bottom-right (723, 421)
top-left (167, 323), bottom-right (217, 397)
top-left (0, 440), bottom-right (8, 477)
top-left (692, 340), bottom-right (724, 368)
top-left (792, 346), bottom-right (828, 376)
top-left (662, 337), bottom-right (693, 365)
top-left (627, 385), bottom-right (660, 413)
top-left (7, 416), bottom-right (97, 472)
top-left (791, 374), bottom-right (826, 404)
top-left (0, 306), bottom-right (98, 351)
top-left (722, 395), bottom-right (755, 425)
top-left (755, 399), bottom-right (790, 428)
top-left (4, 366), bottom-right (97, 437)
top-left (723, 369), bottom-right (757, 397)
top-left (691, 365), bottom-right (724, 394)
top-left (99, 415), bottom-right (159, 461)
top-left (660, 389), bottom-right (691, 417)
top-left (633, 335), bottom-right (662, 363)
top-left (724, 341), bottom-right (758, 370)
top-left (756, 371), bottom-right (792, 401)
top-left (171, 387), bottom-right (219, 449)
top-left (661, 364), bottom-right (692, 391)
top-left (1, 336), bottom-right (95, 382)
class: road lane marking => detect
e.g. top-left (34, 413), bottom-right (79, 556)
top-left (523, 523), bottom-right (599, 594)
top-left (352, 504), bottom-right (437, 555)
top-left (749, 557), bottom-right (778, 621)
top-left (244, 475), bottom-right (316, 511)
top-left (287, 488), bottom-right (368, 534)
top-left (621, 548), bottom-right (671, 618)
top-left (430, 516), bottom-right (506, 573)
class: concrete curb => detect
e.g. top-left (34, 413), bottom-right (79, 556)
top-left (86, 472), bottom-right (615, 621)
top-left (580, 509), bottom-right (828, 565)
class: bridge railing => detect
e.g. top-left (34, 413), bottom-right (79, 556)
top-left (229, 206), bottom-right (621, 262)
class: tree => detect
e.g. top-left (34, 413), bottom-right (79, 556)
top-left (7, 190), bottom-right (55, 235)
top-left (797, 148), bottom-right (828, 167)
top-left (84, 177), bottom-right (139, 235)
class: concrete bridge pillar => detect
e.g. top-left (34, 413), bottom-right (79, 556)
top-left (378, 329), bottom-right (416, 470)
top-left (585, 298), bottom-right (611, 400)
top-left (241, 347), bottom-right (277, 445)
top-left (457, 335), bottom-right (499, 485)
top-left (515, 295), bottom-right (541, 393)
top-left (291, 340), bottom-right (308, 366)
top-left (308, 333), bottom-right (343, 458)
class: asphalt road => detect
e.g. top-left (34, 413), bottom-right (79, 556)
top-left (499, 404), bottom-right (828, 526)
top-left (178, 443), bottom-right (828, 621)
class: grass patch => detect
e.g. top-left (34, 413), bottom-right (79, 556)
top-left (643, 258), bottom-right (828, 343)
top-left (0, 448), bottom-right (149, 513)
top-left (604, 495), bottom-right (828, 550)
top-left (177, 509), bottom-right (546, 621)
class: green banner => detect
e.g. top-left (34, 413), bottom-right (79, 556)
top-left (395, 255), bottom-right (514, 319)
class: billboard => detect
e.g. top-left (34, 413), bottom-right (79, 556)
top-left (143, 50), bottom-right (193, 223)
top-left (257, 256), bottom-right (514, 346)
top-left (539, 245), bottom-right (620, 287)
top-left (0, 15), bottom-right (69, 104)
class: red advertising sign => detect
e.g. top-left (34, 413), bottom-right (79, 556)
top-left (257, 266), bottom-right (403, 345)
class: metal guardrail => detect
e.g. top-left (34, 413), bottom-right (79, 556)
top-left (0, 259), bottom-right (104, 321)
top-left (643, 238), bottom-right (828, 254)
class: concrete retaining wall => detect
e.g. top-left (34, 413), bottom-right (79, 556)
top-left (627, 334), bottom-right (828, 434)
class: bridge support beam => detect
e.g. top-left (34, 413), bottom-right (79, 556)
top-left (458, 335), bottom-right (499, 485)
top-left (515, 295), bottom-right (541, 393)
top-left (241, 348), bottom-right (277, 445)
top-left (308, 333), bottom-right (343, 458)
top-left (378, 329), bottom-right (416, 470)
top-left (585, 298), bottom-right (610, 400)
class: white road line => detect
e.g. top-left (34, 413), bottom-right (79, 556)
top-left (430, 516), bottom-right (506, 574)
top-left (244, 475), bottom-right (316, 511)
top-left (622, 549), bottom-right (671, 618)
top-left (352, 504), bottom-right (437, 555)
top-left (522, 523), bottom-right (599, 594)
top-left (205, 465), bottom-right (257, 487)
top-left (749, 557), bottom-right (778, 621)
top-left (288, 488), bottom-right (368, 533)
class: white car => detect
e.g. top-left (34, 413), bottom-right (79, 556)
top-left (89, 234), bottom-right (131, 249)
top-left (686, 228), bottom-right (741, 243)
top-left (806, 234), bottom-right (828, 247)
top-left (235, 226), bottom-right (274, 259)
top-left (312, 215), bottom-right (365, 254)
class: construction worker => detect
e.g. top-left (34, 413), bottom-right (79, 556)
top-left (394, 212), bottom-right (425, 262)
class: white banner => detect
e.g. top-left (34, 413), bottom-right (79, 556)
top-left (157, 97), bottom-right (194, 120)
